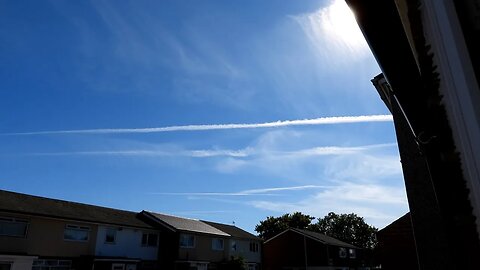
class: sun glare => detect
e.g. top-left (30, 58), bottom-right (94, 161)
top-left (294, 0), bottom-right (369, 61)
top-left (322, 0), bottom-right (366, 50)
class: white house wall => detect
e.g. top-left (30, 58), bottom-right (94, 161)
top-left (94, 226), bottom-right (157, 260)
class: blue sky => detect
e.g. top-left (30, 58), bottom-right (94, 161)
top-left (0, 0), bottom-right (408, 232)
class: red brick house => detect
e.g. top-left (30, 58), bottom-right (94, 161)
top-left (263, 228), bottom-right (365, 270)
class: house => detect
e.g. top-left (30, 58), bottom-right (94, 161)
top-left (346, 0), bottom-right (480, 268)
top-left (140, 211), bottom-right (234, 270)
top-left (202, 221), bottom-right (262, 270)
top-left (263, 228), bottom-right (363, 270)
top-left (376, 212), bottom-right (418, 270)
top-left (0, 190), bottom-right (159, 270)
top-left (0, 189), bottom-right (263, 270)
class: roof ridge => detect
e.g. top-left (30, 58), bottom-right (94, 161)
top-left (289, 228), bottom-right (357, 248)
top-left (145, 211), bottom-right (201, 221)
top-left (0, 189), bottom-right (138, 214)
top-left (202, 220), bottom-right (235, 227)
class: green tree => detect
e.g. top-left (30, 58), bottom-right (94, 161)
top-left (312, 212), bottom-right (378, 249)
top-left (255, 212), bottom-right (378, 249)
top-left (255, 212), bottom-right (314, 240)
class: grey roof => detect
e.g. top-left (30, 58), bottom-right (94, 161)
top-left (0, 189), bottom-right (154, 229)
top-left (202, 221), bottom-right (262, 241)
top-left (267, 228), bottom-right (357, 249)
top-left (145, 211), bottom-right (229, 236)
top-left (292, 228), bottom-right (358, 248)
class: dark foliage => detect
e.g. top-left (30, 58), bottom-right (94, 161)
top-left (256, 211), bottom-right (378, 249)
top-left (255, 212), bottom-right (314, 240)
top-left (312, 212), bottom-right (378, 249)
top-left (219, 256), bottom-right (247, 270)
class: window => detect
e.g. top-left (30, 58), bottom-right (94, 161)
top-left (125, 264), bottom-right (136, 270)
top-left (179, 234), bottom-right (195, 248)
top-left (349, 248), bottom-right (356, 259)
top-left (111, 263), bottom-right (125, 270)
top-left (0, 263), bottom-right (11, 270)
top-left (231, 240), bottom-right (237, 251)
top-left (64, 224), bottom-right (89, 241)
top-left (0, 217), bottom-right (28, 237)
top-left (193, 262), bottom-right (208, 270)
top-left (212, 238), bottom-right (224, 250)
top-left (249, 242), bottom-right (259, 252)
top-left (32, 260), bottom-right (71, 270)
top-left (105, 228), bottom-right (116, 244)
top-left (339, 247), bottom-right (347, 258)
top-left (141, 233), bottom-right (158, 247)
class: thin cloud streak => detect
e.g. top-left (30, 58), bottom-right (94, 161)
top-left (23, 149), bottom-right (250, 158)
top-left (248, 183), bottom-right (409, 228)
top-left (291, 143), bottom-right (397, 157)
top-left (17, 143), bottom-right (396, 158)
top-left (150, 185), bottom-right (331, 197)
top-left (4, 115), bottom-right (393, 135)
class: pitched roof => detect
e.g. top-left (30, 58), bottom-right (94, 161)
top-left (0, 189), bottom-right (154, 229)
top-left (266, 228), bottom-right (357, 249)
top-left (293, 228), bottom-right (357, 248)
top-left (377, 212), bottom-right (412, 235)
top-left (144, 211), bottom-right (229, 236)
top-left (202, 220), bottom-right (261, 241)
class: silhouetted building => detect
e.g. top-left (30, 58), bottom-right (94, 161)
top-left (346, 0), bottom-right (480, 269)
top-left (376, 212), bottom-right (418, 270)
top-left (263, 228), bottom-right (366, 270)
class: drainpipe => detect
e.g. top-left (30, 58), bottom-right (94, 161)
top-left (326, 244), bottom-right (330, 269)
top-left (303, 235), bottom-right (308, 270)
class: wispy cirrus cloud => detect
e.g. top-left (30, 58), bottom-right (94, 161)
top-left (214, 138), bottom-right (399, 177)
top-left (16, 143), bottom-right (396, 159)
top-left (150, 185), bottom-right (331, 197)
top-left (23, 149), bottom-right (251, 158)
top-left (284, 143), bottom-right (396, 157)
top-left (249, 182), bottom-right (409, 228)
top-left (4, 115), bottom-right (392, 135)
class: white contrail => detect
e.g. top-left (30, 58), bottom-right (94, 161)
top-left (150, 185), bottom-right (331, 196)
top-left (25, 149), bottom-right (251, 158)
top-left (20, 143), bottom-right (396, 157)
top-left (4, 115), bottom-right (393, 135)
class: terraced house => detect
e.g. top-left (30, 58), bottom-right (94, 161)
top-left (140, 212), bottom-right (262, 270)
top-left (0, 190), bottom-right (262, 270)
top-left (0, 190), bottom-right (159, 270)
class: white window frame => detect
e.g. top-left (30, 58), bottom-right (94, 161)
top-left (105, 228), bottom-right (117, 244)
top-left (193, 262), bottom-right (208, 270)
top-left (64, 224), bottom-right (90, 242)
top-left (349, 248), bottom-right (356, 259)
top-left (179, 234), bottom-right (195, 248)
top-left (211, 238), bottom-right (224, 251)
top-left (32, 259), bottom-right (72, 270)
top-left (0, 216), bottom-right (29, 238)
top-left (111, 263), bottom-right (125, 270)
